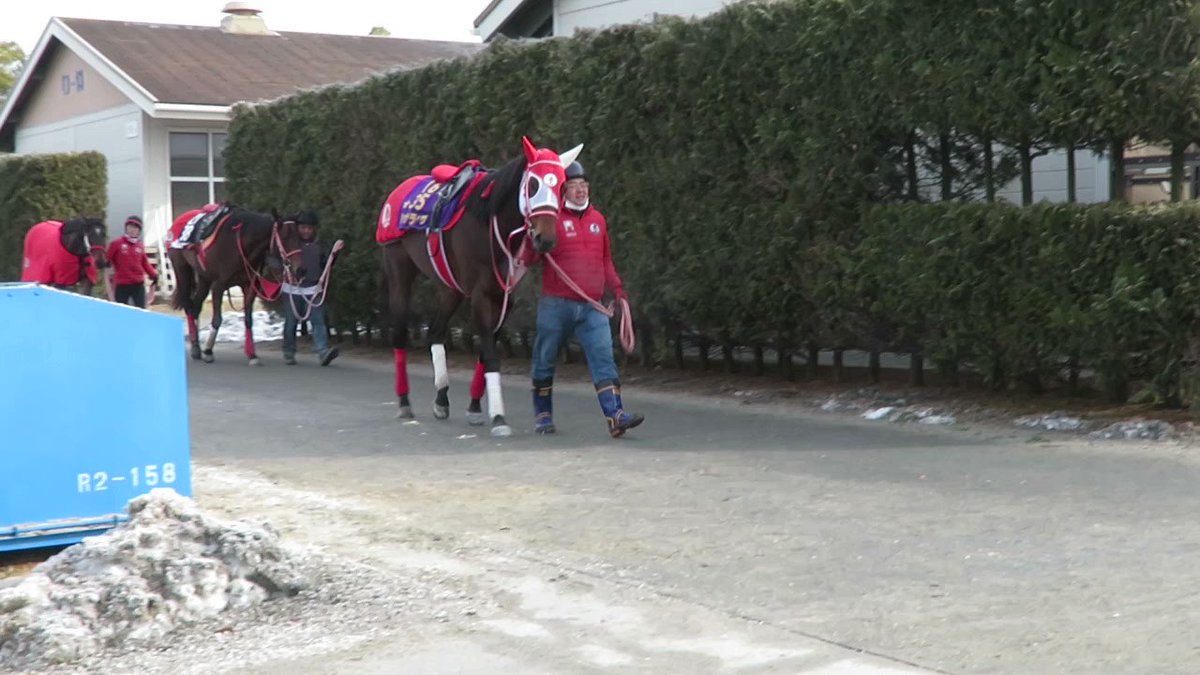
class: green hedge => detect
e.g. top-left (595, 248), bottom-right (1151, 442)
top-left (854, 202), bottom-right (1200, 402)
top-left (0, 152), bottom-right (107, 280)
top-left (222, 0), bottom-right (1200, 400)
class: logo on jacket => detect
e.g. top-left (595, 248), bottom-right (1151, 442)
top-left (563, 220), bottom-right (577, 237)
top-left (589, 223), bottom-right (601, 234)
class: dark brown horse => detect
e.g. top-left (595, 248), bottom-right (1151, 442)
top-left (380, 137), bottom-right (582, 436)
top-left (20, 217), bottom-right (109, 295)
top-left (169, 206), bottom-right (303, 365)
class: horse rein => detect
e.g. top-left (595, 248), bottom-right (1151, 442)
top-left (273, 218), bottom-right (344, 322)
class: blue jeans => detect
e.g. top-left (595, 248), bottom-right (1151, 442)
top-left (532, 296), bottom-right (619, 385)
top-left (282, 293), bottom-right (329, 357)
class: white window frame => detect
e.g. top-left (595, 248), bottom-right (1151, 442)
top-left (168, 129), bottom-right (228, 215)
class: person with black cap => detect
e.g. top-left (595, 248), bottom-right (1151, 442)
top-left (106, 215), bottom-right (158, 308)
top-left (281, 209), bottom-right (339, 366)
top-left (518, 160), bottom-right (644, 437)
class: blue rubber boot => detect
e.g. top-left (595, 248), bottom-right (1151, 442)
top-left (533, 379), bottom-right (555, 434)
top-left (595, 379), bottom-right (644, 438)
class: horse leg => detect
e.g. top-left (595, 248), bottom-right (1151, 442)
top-left (472, 293), bottom-right (511, 437)
top-left (187, 313), bottom-right (201, 360)
top-left (190, 277), bottom-right (213, 361)
top-left (428, 289), bottom-right (463, 421)
top-left (466, 355), bottom-right (487, 426)
top-left (202, 283), bottom-right (224, 363)
top-left (243, 285), bottom-right (261, 366)
top-left (386, 253), bottom-right (419, 419)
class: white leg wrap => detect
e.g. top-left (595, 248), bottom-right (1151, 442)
top-left (204, 329), bottom-right (217, 351)
top-left (431, 344), bottom-right (449, 390)
top-left (486, 371), bottom-right (505, 419)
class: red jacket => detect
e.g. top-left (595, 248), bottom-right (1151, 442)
top-left (520, 205), bottom-right (625, 302)
top-left (21, 220), bottom-right (97, 286)
top-left (107, 235), bottom-right (158, 284)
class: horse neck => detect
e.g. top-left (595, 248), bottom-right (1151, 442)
top-left (60, 225), bottom-right (88, 256)
top-left (234, 213), bottom-right (274, 257)
top-left (493, 198), bottom-right (526, 243)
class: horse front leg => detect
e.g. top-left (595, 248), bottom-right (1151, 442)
top-left (473, 294), bottom-right (510, 437)
top-left (427, 289), bottom-right (463, 421)
top-left (466, 354), bottom-right (487, 426)
top-left (242, 285), bottom-right (260, 366)
top-left (202, 284), bottom-right (224, 363)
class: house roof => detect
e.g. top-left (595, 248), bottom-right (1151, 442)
top-left (58, 18), bottom-right (482, 106)
top-left (1, 17), bottom-right (483, 148)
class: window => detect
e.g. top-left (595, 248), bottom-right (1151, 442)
top-left (169, 131), bottom-right (227, 219)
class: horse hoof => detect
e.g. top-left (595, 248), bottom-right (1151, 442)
top-left (466, 411), bottom-right (487, 426)
top-left (433, 405), bottom-right (450, 420)
top-left (190, 348), bottom-right (202, 360)
top-left (201, 352), bottom-right (215, 364)
top-left (491, 424), bottom-right (513, 437)
top-left (248, 358), bottom-right (261, 367)
top-left (396, 405), bottom-right (414, 419)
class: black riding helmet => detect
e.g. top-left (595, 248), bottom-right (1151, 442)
top-left (296, 208), bottom-right (319, 227)
top-left (565, 161), bottom-right (587, 181)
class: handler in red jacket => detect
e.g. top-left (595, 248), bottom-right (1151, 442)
top-left (519, 161), bottom-right (644, 437)
top-left (106, 216), bottom-right (158, 308)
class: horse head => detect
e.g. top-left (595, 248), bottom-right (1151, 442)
top-left (519, 136), bottom-right (583, 254)
top-left (62, 217), bottom-right (109, 269)
top-left (270, 209), bottom-right (307, 278)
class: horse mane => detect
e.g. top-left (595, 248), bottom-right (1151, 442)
top-left (228, 206), bottom-right (277, 235)
top-left (59, 218), bottom-right (88, 237)
top-left (465, 155), bottom-right (527, 224)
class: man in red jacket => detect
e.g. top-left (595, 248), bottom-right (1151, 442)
top-left (520, 161), bottom-right (644, 437)
top-left (106, 216), bottom-right (158, 308)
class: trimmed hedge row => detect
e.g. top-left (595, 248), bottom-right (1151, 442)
top-left (222, 0), bottom-right (1200, 401)
top-left (855, 202), bottom-right (1200, 403)
top-left (0, 152), bottom-right (107, 280)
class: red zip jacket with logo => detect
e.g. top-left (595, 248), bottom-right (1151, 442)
top-left (107, 235), bottom-right (158, 284)
top-left (519, 205), bottom-right (625, 302)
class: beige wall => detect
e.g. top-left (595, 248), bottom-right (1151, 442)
top-left (22, 45), bottom-right (128, 127)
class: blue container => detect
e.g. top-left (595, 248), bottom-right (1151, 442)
top-left (0, 284), bottom-right (191, 552)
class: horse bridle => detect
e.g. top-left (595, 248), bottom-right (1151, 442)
top-left (81, 231), bottom-right (107, 268)
top-left (273, 218), bottom-right (302, 266)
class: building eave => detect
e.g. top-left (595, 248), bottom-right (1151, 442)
top-left (474, 0), bottom-right (534, 41)
top-left (151, 103), bottom-right (232, 122)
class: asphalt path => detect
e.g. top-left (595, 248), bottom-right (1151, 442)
top-left (188, 345), bottom-right (1200, 674)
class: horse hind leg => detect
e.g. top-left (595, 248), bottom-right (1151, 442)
top-left (385, 248), bottom-right (419, 419)
top-left (201, 284), bottom-right (224, 363)
top-left (190, 276), bottom-right (213, 361)
top-left (428, 289), bottom-right (463, 421)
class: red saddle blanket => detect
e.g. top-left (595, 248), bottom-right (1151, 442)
top-left (376, 161), bottom-right (485, 244)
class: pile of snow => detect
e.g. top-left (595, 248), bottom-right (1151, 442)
top-left (861, 406), bottom-right (956, 426)
top-left (192, 310), bottom-right (287, 344)
top-left (1089, 419), bottom-right (1175, 441)
top-left (1015, 412), bottom-right (1088, 432)
top-left (0, 488), bottom-right (314, 670)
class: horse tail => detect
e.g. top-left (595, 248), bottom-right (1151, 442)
top-left (170, 251), bottom-right (195, 314)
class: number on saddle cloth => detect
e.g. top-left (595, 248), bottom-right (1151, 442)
top-left (396, 161), bottom-right (482, 234)
top-left (173, 204), bottom-right (231, 248)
